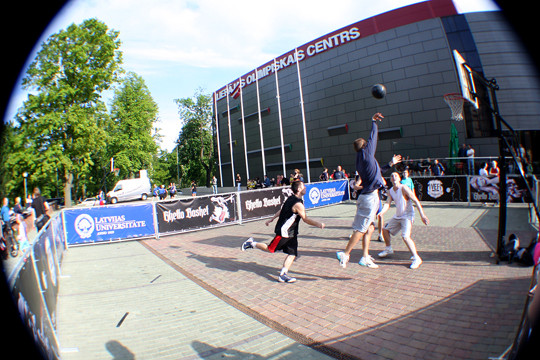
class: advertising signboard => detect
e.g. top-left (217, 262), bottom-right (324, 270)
top-left (156, 194), bottom-right (237, 234)
top-left (63, 203), bottom-right (155, 245)
top-left (304, 180), bottom-right (349, 209)
top-left (239, 187), bottom-right (293, 220)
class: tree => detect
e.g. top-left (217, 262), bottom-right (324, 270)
top-left (174, 90), bottom-right (214, 187)
top-left (109, 72), bottom-right (159, 179)
top-left (8, 18), bottom-right (122, 206)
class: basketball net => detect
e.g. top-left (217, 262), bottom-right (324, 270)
top-left (444, 93), bottom-right (465, 121)
top-left (113, 168), bottom-right (120, 176)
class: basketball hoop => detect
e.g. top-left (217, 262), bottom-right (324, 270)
top-left (113, 168), bottom-right (120, 176)
top-left (444, 93), bottom-right (465, 121)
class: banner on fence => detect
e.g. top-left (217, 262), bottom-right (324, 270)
top-left (304, 180), bottom-right (349, 208)
top-left (408, 176), bottom-right (468, 202)
top-left (50, 215), bottom-right (66, 266)
top-left (156, 194), bottom-right (237, 234)
top-left (33, 229), bottom-right (60, 328)
top-left (240, 187), bottom-right (293, 220)
top-left (11, 253), bottom-right (60, 360)
top-left (469, 175), bottom-right (533, 203)
top-left (63, 203), bottom-right (155, 245)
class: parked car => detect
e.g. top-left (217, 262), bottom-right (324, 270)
top-left (106, 176), bottom-right (151, 204)
top-left (76, 197), bottom-right (99, 207)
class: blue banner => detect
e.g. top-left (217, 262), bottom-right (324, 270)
top-left (63, 203), bottom-right (155, 245)
top-left (304, 180), bottom-right (349, 209)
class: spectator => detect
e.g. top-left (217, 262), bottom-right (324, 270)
top-left (319, 168), bottom-right (329, 181)
top-left (31, 188), bottom-right (50, 231)
top-left (401, 168), bottom-right (414, 191)
top-left (191, 181), bottom-right (197, 196)
top-left (489, 161), bottom-right (500, 178)
top-left (333, 165), bottom-right (345, 180)
top-left (212, 176), bottom-right (218, 194)
top-left (479, 162), bottom-right (489, 177)
top-left (168, 183), bottom-right (177, 198)
top-left (458, 143), bottom-right (467, 167)
top-left (431, 159), bottom-right (445, 176)
top-left (15, 214), bottom-right (30, 253)
top-left (421, 158), bottom-right (432, 175)
top-left (13, 197), bottom-right (24, 215)
top-left (158, 185), bottom-right (167, 200)
top-left (263, 175), bottom-right (271, 187)
top-left (236, 174), bottom-right (242, 191)
top-left (1, 198), bottom-right (10, 226)
top-left (467, 145), bottom-right (475, 175)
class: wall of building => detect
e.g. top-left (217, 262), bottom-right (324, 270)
top-left (214, 6), bottom-right (539, 185)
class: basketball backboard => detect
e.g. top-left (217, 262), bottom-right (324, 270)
top-left (451, 49), bottom-right (496, 138)
top-left (453, 49), bottom-right (479, 109)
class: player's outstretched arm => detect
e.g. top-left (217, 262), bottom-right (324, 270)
top-left (265, 209), bottom-right (281, 226)
top-left (294, 203), bottom-right (325, 229)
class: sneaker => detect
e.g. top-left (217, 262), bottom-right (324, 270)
top-left (378, 247), bottom-right (394, 258)
top-left (410, 256), bottom-right (423, 269)
top-left (278, 273), bottom-right (297, 283)
top-left (241, 237), bottom-right (254, 251)
top-left (336, 251), bottom-right (349, 268)
top-left (359, 256), bottom-right (379, 268)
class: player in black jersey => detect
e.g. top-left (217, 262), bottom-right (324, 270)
top-left (241, 181), bottom-right (325, 283)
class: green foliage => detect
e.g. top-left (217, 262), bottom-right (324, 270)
top-left (2, 18), bottom-right (123, 204)
top-left (174, 89), bottom-right (215, 187)
top-left (0, 18), bottom-right (216, 205)
top-left (109, 72), bottom-right (159, 179)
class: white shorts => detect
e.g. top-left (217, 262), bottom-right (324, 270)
top-left (352, 191), bottom-right (379, 233)
top-left (384, 217), bottom-right (414, 239)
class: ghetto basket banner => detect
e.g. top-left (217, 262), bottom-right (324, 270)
top-left (239, 187), bottom-right (294, 220)
top-left (156, 194), bottom-right (237, 234)
top-left (469, 175), bottom-right (533, 203)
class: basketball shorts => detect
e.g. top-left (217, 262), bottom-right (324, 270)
top-left (268, 235), bottom-right (298, 256)
top-left (352, 190), bottom-right (379, 233)
top-left (384, 217), bottom-right (414, 239)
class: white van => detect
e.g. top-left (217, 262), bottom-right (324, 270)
top-left (107, 171), bottom-right (151, 204)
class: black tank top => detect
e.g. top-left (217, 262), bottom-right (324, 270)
top-left (274, 195), bottom-right (303, 238)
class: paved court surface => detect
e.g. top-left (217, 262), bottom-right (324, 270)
top-left (56, 202), bottom-right (537, 359)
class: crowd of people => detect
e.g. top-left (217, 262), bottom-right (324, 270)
top-left (152, 183), bottom-right (178, 200)
top-left (1, 187), bottom-right (51, 258)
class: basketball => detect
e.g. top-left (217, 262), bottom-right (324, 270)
top-left (371, 84), bottom-right (386, 99)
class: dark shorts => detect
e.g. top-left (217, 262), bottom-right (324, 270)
top-left (268, 235), bottom-right (298, 256)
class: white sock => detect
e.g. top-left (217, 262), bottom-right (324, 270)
top-left (280, 268), bottom-right (287, 275)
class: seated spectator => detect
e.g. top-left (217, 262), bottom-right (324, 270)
top-left (489, 161), bottom-right (500, 177)
top-left (479, 162), bottom-right (489, 177)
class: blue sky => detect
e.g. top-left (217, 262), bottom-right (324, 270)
top-left (5, 0), bottom-right (499, 152)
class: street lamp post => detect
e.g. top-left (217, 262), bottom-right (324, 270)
top-left (23, 172), bottom-right (28, 201)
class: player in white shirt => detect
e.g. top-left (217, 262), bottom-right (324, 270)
top-left (377, 172), bottom-right (429, 269)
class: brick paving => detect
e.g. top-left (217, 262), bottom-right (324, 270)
top-left (56, 202), bottom-right (537, 359)
top-left (141, 202), bottom-right (536, 360)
